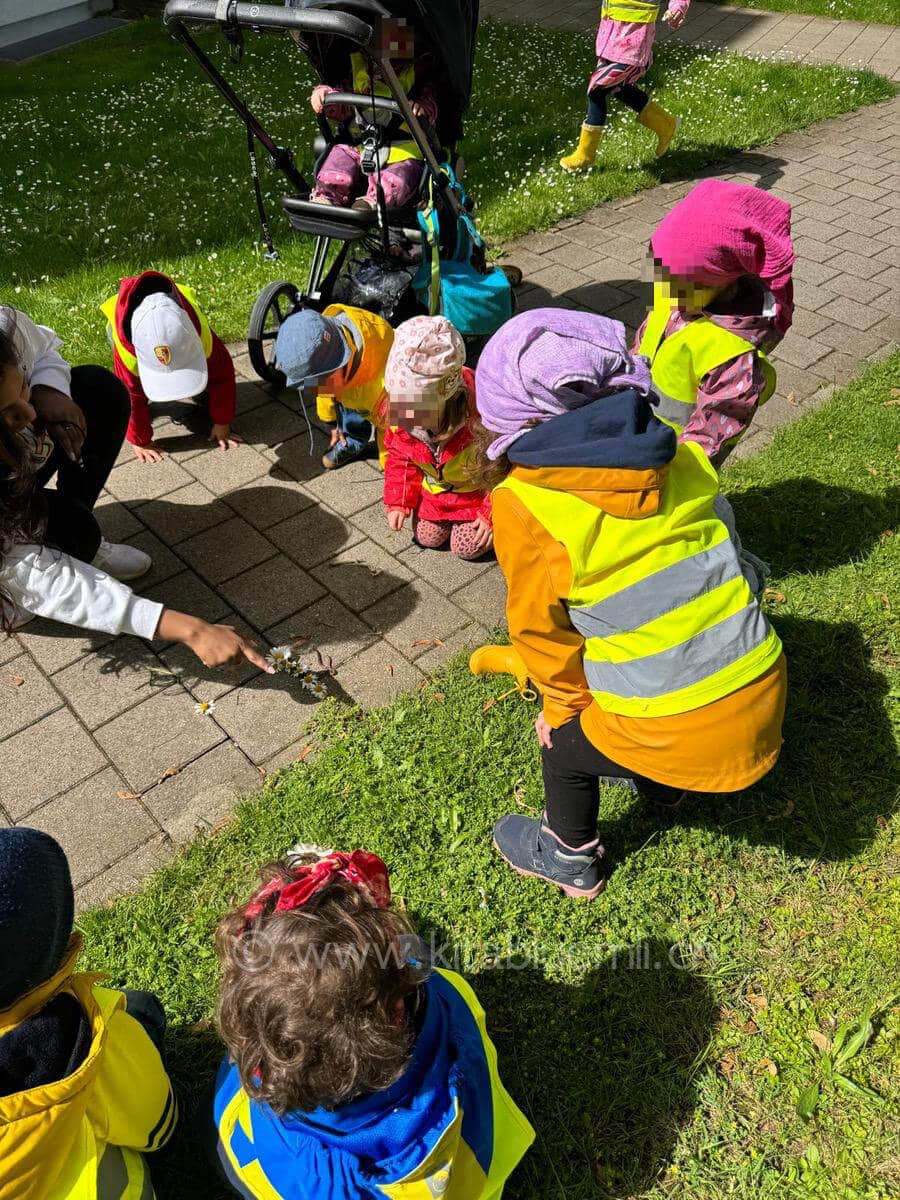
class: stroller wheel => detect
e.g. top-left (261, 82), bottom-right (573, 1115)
top-left (248, 281), bottom-right (302, 387)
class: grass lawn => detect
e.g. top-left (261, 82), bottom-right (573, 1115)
top-left (702, 0), bottom-right (899, 27)
top-left (80, 351), bottom-right (900, 1200)
top-left (0, 18), bottom-right (892, 365)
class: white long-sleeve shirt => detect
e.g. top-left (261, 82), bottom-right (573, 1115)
top-left (1, 545), bottom-right (163, 640)
top-left (0, 305), bottom-right (72, 395)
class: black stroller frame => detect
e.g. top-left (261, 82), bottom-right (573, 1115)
top-left (163, 0), bottom-right (481, 385)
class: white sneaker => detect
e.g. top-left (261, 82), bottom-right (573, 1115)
top-left (92, 538), bottom-right (152, 582)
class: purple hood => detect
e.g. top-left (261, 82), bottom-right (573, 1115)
top-left (475, 309), bottom-right (653, 460)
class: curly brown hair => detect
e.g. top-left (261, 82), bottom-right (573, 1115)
top-left (465, 418), bottom-right (513, 493)
top-left (216, 862), bottom-right (419, 1115)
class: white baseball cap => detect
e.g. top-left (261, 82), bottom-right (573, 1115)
top-left (131, 293), bottom-right (208, 402)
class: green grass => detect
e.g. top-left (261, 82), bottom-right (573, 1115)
top-left (0, 18), bottom-right (892, 364)
top-left (703, 0), bottom-right (899, 27)
top-left (80, 353), bottom-right (900, 1200)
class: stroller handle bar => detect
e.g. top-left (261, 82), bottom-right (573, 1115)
top-left (163, 1), bottom-right (375, 48)
top-left (323, 92), bottom-right (402, 116)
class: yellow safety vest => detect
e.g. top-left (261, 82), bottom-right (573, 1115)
top-left (420, 442), bottom-right (481, 495)
top-left (638, 289), bottom-right (776, 435)
top-left (100, 284), bottom-right (213, 377)
top-left (601, 0), bottom-right (660, 23)
top-left (350, 54), bottom-right (421, 164)
top-left (498, 442), bottom-right (782, 718)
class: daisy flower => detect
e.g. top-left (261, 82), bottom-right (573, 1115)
top-left (298, 671), bottom-right (319, 691)
top-left (267, 645), bottom-right (293, 669)
top-left (307, 680), bottom-right (328, 701)
top-left (194, 700), bottom-right (216, 717)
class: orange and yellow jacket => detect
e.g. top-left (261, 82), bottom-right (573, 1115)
top-left (0, 936), bottom-right (177, 1199)
top-left (492, 391), bottom-right (786, 793)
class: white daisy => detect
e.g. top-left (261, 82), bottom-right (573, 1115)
top-left (266, 645), bottom-right (293, 669)
top-left (194, 700), bottom-right (216, 717)
top-left (298, 671), bottom-right (319, 691)
top-left (308, 681), bottom-right (328, 701)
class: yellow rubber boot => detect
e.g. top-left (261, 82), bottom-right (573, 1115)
top-left (469, 645), bottom-right (529, 693)
top-left (637, 101), bottom-right (680, 157)
top-left (560, 124), bottom-right (604, 172)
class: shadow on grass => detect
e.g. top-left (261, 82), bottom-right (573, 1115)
top-left (146, 936), bottom-right (719, 1200)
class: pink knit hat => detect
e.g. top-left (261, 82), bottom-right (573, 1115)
top-left (651, 179), bottom-right (795, 334)
top-left (384, 315), bottom-right (466, 403)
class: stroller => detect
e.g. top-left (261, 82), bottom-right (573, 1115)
top-left (163, 0), bottom-right (516, 386)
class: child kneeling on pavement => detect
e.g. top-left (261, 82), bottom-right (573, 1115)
top-left (0, 828), bottom-right (177, 1199)
top-left (381, 315), bottom-right (492, 560)
top-left (471, 309), bottom-right (787, 899)
top-left (275, 304), bottom-right (394, 471)
top-left (213, 847), bottom-right (534, 1198)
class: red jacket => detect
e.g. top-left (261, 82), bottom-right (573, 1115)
top-left (104, 272), bottom-right (236, 447)
top-left (383, 370), bottom-right (491, 525)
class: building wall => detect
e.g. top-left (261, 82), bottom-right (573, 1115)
top-left (0, 0), bottom-right (114, 49)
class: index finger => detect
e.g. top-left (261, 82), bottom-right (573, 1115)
top-left (54, 424), bottom-right (83, 462)
top-left (240, 638), bottom-right (276, 673)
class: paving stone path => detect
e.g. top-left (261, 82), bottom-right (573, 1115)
top-left (1, 15), bottom-right (897, 907)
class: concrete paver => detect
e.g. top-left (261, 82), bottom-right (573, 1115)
top-left (3, 14), bottom-right (898, 907)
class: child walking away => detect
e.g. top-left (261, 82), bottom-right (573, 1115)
top-left (471, 309), bottom-right (787, 900)
top-left (310, 19), bottom-right (437, 212)
top-left (275, 304), bottom-right (394, 470)
top-left (638, 178), bottom-right (794, 468)
top-left (0, 828), bottom-right (177, 1199)
top-left (101, 270), bottom-right (239, 464)
top-left (213, 847), bottom-right (534, 1198)
top-left (561, 0), bottom-right (688, 171)
top-left (382, 316), bottom-right (492, 560)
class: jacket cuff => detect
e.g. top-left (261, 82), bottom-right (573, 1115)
top-left (543, 693), bottom-right (593, 729)
top-left (123, 597), bottom-right (164, 640)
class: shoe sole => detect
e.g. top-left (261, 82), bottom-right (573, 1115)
top-left (493, 839), bottom-right (606, 900)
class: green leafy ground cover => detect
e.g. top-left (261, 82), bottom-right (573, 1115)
top-left (703, 0), bottom-right (899, 27)
top-left (80, 353), bottom-right (900, 1199)
top-left (0, 19), bottom-right (892, 363)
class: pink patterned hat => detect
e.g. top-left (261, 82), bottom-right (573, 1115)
top-left (384, 315), bottom-right (466, 403)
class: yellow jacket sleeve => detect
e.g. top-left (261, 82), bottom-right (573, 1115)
top-left (492, 487), bottom-right (594, 729)
top-left (316, 392), bottom-right (338, 423)
top-left (89, 990), bottom-right (178, 1154)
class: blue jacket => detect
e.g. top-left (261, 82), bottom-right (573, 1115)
top-left (214, 968), bottom-right (534, 1199)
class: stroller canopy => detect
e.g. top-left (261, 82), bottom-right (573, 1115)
top-left (286, 0), bottom-right (479, 147)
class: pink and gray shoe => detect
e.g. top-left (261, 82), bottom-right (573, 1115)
top-left (492, 814), bottom-right (606, 900)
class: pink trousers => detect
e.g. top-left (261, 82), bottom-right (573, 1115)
top-left (315, 144), bottom-right (424, 208)
top-left (413, 516), bottom-right (488, 561)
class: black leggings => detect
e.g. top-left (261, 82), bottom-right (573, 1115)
top-left (542, 713), bottom-right (683, 847)
top-left (587, 83), bottom-right (649, 127)
top-left (33, 365), bottom-right (130, 562)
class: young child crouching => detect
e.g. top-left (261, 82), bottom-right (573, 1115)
top-left (381, 316), bottom-right (493, 560)
top-left (0, 829), bottom-right (176, 1198)
top-left (213, 847), bottom-right (534, 1198)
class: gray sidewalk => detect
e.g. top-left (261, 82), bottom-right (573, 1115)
top-left (1, 59), bottom-right (897, 910)
top-left (482, 0), bottom-right (900, 81)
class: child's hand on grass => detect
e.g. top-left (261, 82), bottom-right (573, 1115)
top-left (387, 507), bottom-right (410, 532)
top-left (210, 423), bottom-right (242, 451)
top-left (663, 7), bottom-right (685, 29)
top-left (133, 442), bottom-right (163, 464)
top-left (470, 517), bottom-right (494, 555)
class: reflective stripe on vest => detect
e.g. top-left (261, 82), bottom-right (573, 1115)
top-left (498, 442), bottom-right (782, 717)
top-left (601, 0), bottom-right (660, 22)
top-left (638, 292), bottom-right (776, 434)
top-left (100, 285), bottom-right (213, 377)
top-left (350, 55), bottom-right (421, 164)
top-left (420, 444), bottom-right (480, 495)
top-left (97, 1145), bottom-right (154, 1199)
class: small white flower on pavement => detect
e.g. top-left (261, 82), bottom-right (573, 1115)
top-left (298, 671), bottom-right (319, 691)
top-left (267, 645), bottom-right (293, 669)
top-left (308, 680), bottom-right (328, 701)
top-left (194, 700), bottom-right (216, 717)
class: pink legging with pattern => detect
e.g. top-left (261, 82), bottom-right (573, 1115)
top-left (413, 516), bottom-right (487, 560)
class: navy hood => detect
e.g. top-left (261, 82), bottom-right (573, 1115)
top-left (507, 388), bottom-right (676, 471)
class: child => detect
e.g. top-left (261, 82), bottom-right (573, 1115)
top-left (471, 309), bottom-right (787, 899)
top-left (310, 20), bottom-right (437, 211)
top-left (0, 828), bottom-right (177, 1198)
top-left (275, 304), bottom-right (394, 470)
top-left (213, 847), bottom-right (534, 1198)
top-left (101, 270), bottom-right (240, 464)
top-left (381, 315), bottom-right (492, 560)
top-left (0, 321), bottom-right (274, 672)
top-left (637, 178), bottom-right (794, 468)
top-left (561, 0), bottom-right (688, 171)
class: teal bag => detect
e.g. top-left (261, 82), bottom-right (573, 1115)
top-left (414, 168), bottom-right (512, 337)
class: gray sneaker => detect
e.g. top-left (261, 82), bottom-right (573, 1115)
top-left (493, 813), bottom-right (606, 900)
